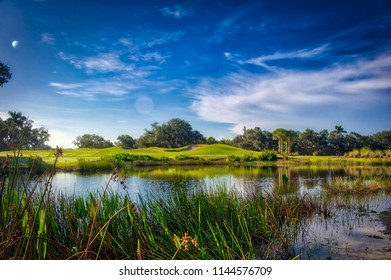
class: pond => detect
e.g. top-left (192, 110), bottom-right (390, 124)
top-left (50, 165), bottom-right (391, 260)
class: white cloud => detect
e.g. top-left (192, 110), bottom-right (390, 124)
top-left (57, 31), bottom-right (183, 78)
top-left (160, 5), bottom-right (192, 19)
top-left (119, 31), bottom-right (184, 50)
top-left (59, 52), bottom-right (133, 74)
top-left (190, 51), bottom-right (391, 133)
top-left (53, 31), bottom-right (187, 100)
top-left (49, 80), bottom-right (139, 99)
top-left (231, 44), bottom-right (329, 72)
top-left (40, 33), bottom-right (55, 45)
top-left (0, 111), bottom-right (8, 120)
top-left (128, 52), bottom-right (167, 64)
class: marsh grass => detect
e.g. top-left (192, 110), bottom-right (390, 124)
top-left (0, 147), bottom-right (63, 259)
top-left (322, 176), bottom-right (391, 195)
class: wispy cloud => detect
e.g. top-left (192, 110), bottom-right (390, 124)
top-left (190, 50), bottom-right (391, 133)
top-left (119, 30), bottom-right (184, 50)
top-left (58, 52), bottom-right (133, 74)
top-left (40, 33), bottom-right (55, 45)
top-left (52, 30), bottom-right (186, 100)
top-left (226, 45), bottom-right (329, 72)
top-left (49, 80), bottom-right (140, 100)
top-left (128, 52), bottom-right (167, 64)
top-left (160, 4), bottom-right (192, 19)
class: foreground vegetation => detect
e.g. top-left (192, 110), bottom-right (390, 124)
top-left (0, 153), bottom-right (312, 259)
top-left (1, 148), bottom-right (391, 260)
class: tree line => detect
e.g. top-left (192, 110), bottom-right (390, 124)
top-left (72, 119), bottom-right (391, 156)
top-left (1, 112), bottom-right (390, 156)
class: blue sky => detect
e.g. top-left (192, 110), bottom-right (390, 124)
top-left (0, 0), bottom-right (390, 148)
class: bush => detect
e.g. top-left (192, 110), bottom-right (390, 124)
top-left (78, 158), bottom-right (116, 172)
top-left (226, 150), bottom-right (277, 163)
top-left (104, 153), bottom-right (158, 162)
top-left (258, 150), bottom-right (278, 161)
top-left (175, 154), bottom-right (200, 161)
top-left (226, 155), bottom-right (241, 162)
top-left (27, 156), bottom-right (51, 173)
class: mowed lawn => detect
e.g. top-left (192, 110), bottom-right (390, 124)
top-left (0, 144), bottom-right (264, 168)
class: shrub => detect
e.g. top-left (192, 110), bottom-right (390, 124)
top-left (258, 150), bottom-right (278, 161)
top-left (226, 151), bottom-right (277, 163)
top-left (175, 154), bottom-right (200, 161)
top-left (226, 155), bottom-right (241, 162)
top-left (104, 153), bottom-right (158, 162)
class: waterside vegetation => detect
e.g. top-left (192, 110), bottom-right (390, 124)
top-left (1, 148), bottom-right (391, 260)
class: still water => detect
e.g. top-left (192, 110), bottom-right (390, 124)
top-left (51, 165), bottom-right (391, 259)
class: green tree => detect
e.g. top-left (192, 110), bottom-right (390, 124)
top-left (0, 112), bottom-right (50, 151)
top-left (272, 128), bottom-right (287, 154)
top-left (7, 111), bottom-right (27, 128)
top-left (371, 130), bottom-right (391, 150)
top-left (0, 61), bottom-right (12, 87)
top-left (295, 129), bottom-right (317, 155)
top-left (232, 127), bottom-right (275, 151)
top-left (329, 125), bottom-right (347, 155)
top-left (73, 134), bottom-right (113, 149)
top-left (136, 118), bottom-right (205, 148)
top-left (206, 136), bottom-right (217, 144)
top-left (116, 134), bottom-right (135, 149)
top-left (284, 130), bottom-right (298, 155)
top-left (295, 129), bottom-right (332, 155)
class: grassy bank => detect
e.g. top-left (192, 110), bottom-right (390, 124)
top-left (0, 144), bottom-right (266, 170)
top-left (1, 145), bottom-right (390, 173)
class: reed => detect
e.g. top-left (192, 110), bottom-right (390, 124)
top-left (0, 147), bottom-right (63, 259)
top-left (322, 176), bottom-right (391, 195)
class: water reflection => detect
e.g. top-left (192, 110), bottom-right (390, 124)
top-left (49, 165), bottom-right (391, 259)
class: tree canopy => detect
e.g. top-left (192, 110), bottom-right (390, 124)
top-left (232, 127), bottom-right (275, 151)
top-left (73, 134), bottom-right (114, 149)
top-left (136, 118), bottom-right (205, 148)
top-left (116, 134), bottom-right (135, 149)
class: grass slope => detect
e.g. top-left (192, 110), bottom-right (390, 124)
top-left (0, 144), bottom-right (261, 168)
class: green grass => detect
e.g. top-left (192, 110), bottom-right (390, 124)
top-left (1, 145), bottom-right (390, 172)
top-left (0, 144), bottom-right (267, 169)
top-left (289, 155), bottom-right (391, 166)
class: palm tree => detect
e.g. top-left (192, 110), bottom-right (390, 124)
top-left (329, 125), bottom-right (347, 155)
top-left (284, 130), bottom-right (298, 155)
top-left (273, 128), bottom-right (287, 154)
top-left (7, 111), bottom-right (27, 128)
top-left (333, 125), bottom-right (346, 135)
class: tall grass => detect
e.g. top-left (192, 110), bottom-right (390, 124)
top-left (55, 185), bottom-right (317, 260)
top-left (322, 176), bottom-right (391, 195)
top-left (0, 147), bottom-right (62, 259)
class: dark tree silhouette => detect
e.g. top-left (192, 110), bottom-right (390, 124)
top-left (0, 62), bottom-right (12, 87)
